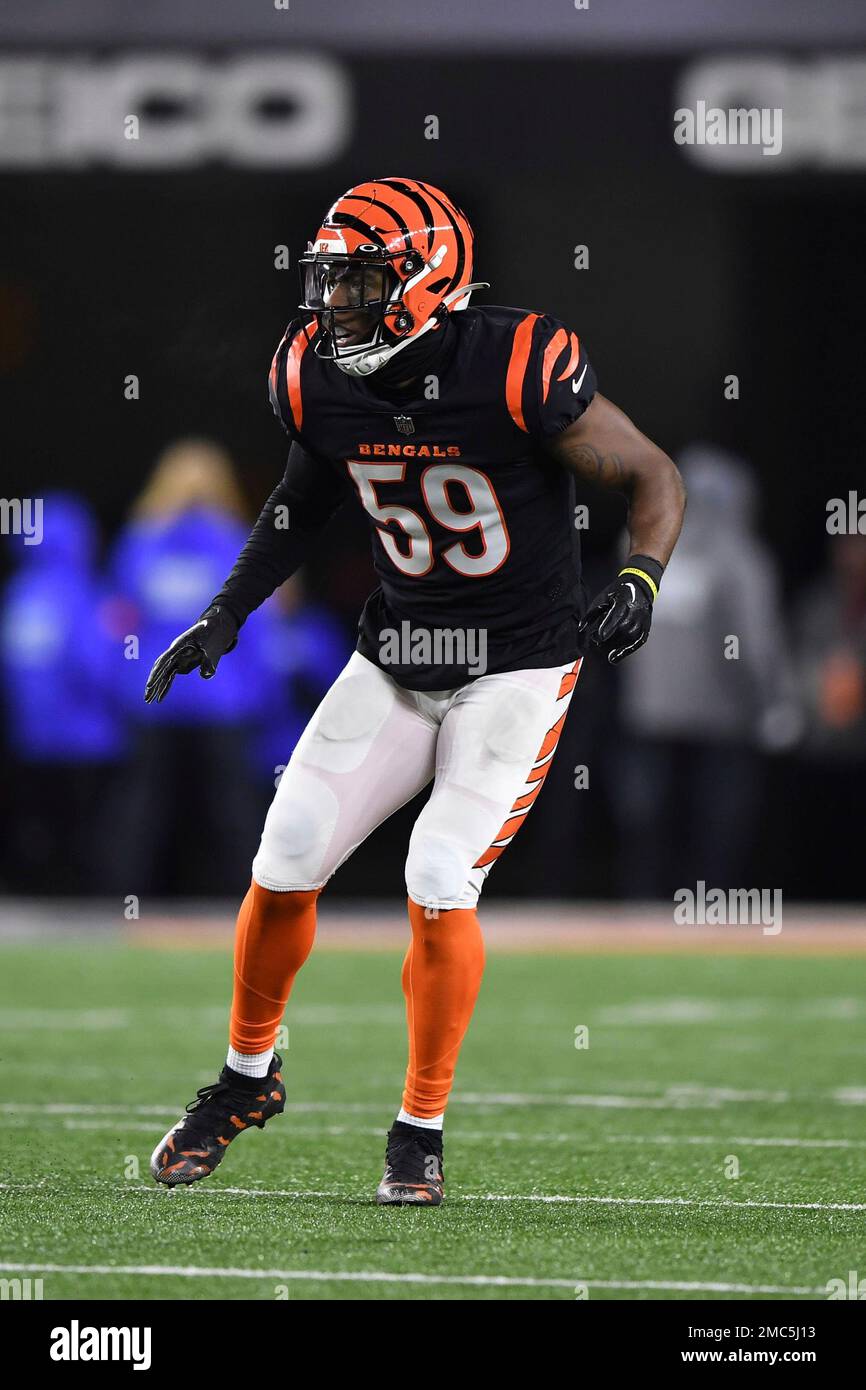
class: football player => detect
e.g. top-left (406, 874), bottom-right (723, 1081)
top-left (146, 178), bottom-right (686, 1204)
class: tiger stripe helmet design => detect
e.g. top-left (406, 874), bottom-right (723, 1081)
top-left (298, 177), bottom-right (487, 377)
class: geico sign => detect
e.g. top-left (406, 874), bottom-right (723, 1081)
top-left (676, 56), bottom-right (866, 169)
top-left (0, 54), bottom-right (351, 167)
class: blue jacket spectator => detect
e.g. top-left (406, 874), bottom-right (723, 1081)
top-left (108, 441), bottom-right (278, 725)
top-left (102, 440), bottom-right (282, 894)
top-left (257, 575), bottom-right (351, 782)
top-left (0, 491), bottom-right (124, 762)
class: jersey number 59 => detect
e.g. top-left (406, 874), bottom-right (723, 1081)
top-left (347, 461), bottom-right (510, 579)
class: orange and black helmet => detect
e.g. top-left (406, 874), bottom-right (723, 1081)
top-left (298, 177), bottom-right (483, 375)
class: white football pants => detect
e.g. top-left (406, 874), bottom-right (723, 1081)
top-left (252, 651), bottom-right (580, 911)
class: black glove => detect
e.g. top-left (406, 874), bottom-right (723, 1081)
top-left (144, 604), bottom-right (239, 704)
top-left (579, 557), bottom-right (662, 665)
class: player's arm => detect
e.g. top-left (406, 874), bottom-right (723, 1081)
top-left (144, 442), bottom-right (347, 703)
top-left (547, 393), bottom-right (684, 564)
top-left (546, 393), bottom-right (687, 663)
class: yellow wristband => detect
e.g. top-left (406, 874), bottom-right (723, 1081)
top-left (619, 566), bottom-right (659, 602)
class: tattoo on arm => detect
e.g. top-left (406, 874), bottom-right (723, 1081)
top-left (567, 443), bottom-right (628, 491)
top-left (546, 396), bottom-right (686, 565)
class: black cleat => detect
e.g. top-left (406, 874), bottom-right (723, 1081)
top-left (150, 1053), bottom-right (285, 1186)
top-left (376, 1120), bottom-right (444, 1206)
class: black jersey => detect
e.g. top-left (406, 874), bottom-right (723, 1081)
top-left (268, 304), bottom-right (597, 690)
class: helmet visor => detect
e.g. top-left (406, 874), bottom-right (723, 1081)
top-left (300, 255), bottom-right (400, 356)
top-left (301, 258), bottom-right (392, 312)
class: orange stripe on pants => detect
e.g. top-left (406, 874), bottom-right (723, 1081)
top-left (472, 660), bottom-right (581, 871)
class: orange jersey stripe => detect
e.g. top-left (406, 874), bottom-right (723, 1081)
top-left (268, 327), bottom-right (290, 407)
top-left (505, 312), bottom-right (539, 431)
top-left (285, 328), bottom-right (315, 431)
top-left (557, 331), bottom-right (581, 382)
top-left (541, 328), bottom-right (568, 404)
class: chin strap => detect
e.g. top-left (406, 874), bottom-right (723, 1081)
top-left (333, 282), bottom-right (491, 378)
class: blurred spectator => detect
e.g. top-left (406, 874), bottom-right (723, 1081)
top-left (791, 532), bottom-right (866, 895)
top-left (0, 492), bottom-right (124, 891)
top-left (104, 439), bottom-right (278, 894)
top-left (612, 444), bottom-right (800, 898)
top-left (256, 574), bottom-right (351, 786)
top-left (795, 533), bottom-right (866, 758)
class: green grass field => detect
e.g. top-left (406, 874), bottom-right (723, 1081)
top-left (1, 935), bottom-right (865, 1301)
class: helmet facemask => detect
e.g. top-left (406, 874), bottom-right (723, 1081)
top-left (299, 248), bottom-right (420, 372)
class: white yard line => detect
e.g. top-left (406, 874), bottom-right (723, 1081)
top-left (597, 997), bottom-right (865, 1026)
top-left (0, 1261), bottom-right (824, 1295)
top-left (0, 1009), bottom-right (130, 1030)
top-left (0, 1101), bottom-right (386, 1117)
top-left (42, 1119), bottom-right (866, 1150)
top-left (111, 1184), bottom-right (866, 1212)
top-left (55, 1120), bottom-right (391, 1135)
top-left (0, 1103), bottom-right (180, 1116)
top-left (2, 1179), bottom-right (863, 1212)
top-left (7, 996), bottom-right (862, 1029)
top-left (466, 1194), bottom-right (866, 1211)
top-left (454, 1088), bottom-right (793, 1108)
top-left (0, 1004), bottom-right (398, 1029)
top-left (603, 1133), bottom-right (866, 1150)
top-left (5, 1080), bottom-right (866, 1120)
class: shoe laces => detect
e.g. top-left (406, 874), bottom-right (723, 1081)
top-left (386, 1128), bottom-right (442, 1181)
top-left (185, 1057), bottom-right (279, 1117)
top-left (185, 1079), bottom-right (246, 1116)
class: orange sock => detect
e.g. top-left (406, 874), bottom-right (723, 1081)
top-left (229, 881), bottom-right (319, 1055)
top-left (401, 899), bottom-right (485, 1119)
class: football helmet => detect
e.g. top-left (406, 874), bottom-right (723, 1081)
top-left (298, 177), bottom-right (487, 377)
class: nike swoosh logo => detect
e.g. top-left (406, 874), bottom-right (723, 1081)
top-left (571, 364), bottom-right (588, 394)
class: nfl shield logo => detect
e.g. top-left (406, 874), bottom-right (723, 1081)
top-left (394, 414), bottom-right (415, 435)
